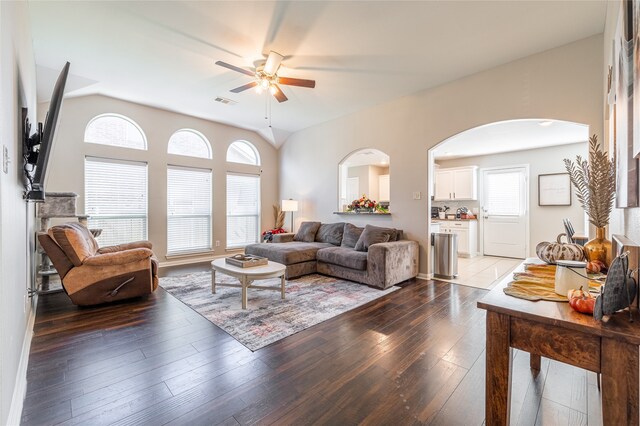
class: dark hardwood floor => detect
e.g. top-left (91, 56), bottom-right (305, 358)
top-left (21, 268), bottom-right (602, 425)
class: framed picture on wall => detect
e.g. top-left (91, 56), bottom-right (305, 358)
top-left (633, 0), bottom-right (640, 158)
top-left (614, 0), bottom-right (640, 207)
top-left (538, 173), bottom-right (571, 206)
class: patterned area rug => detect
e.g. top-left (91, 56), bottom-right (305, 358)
top-left (160, 272), bottom-right (398, 351)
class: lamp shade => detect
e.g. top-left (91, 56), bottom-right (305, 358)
top-left (281, 199), bottom-right (298, 212)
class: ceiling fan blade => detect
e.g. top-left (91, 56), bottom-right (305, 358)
top-left (215, 61), bottom-right (255, 77)
top-left (271, 84), bottom-right (288, 103)
top-left (230, 81), bottom-right (258, 93)
top-left (264, 51), bottom-right (284, 75)
top-left (277, 76), bottom-right (316, 88)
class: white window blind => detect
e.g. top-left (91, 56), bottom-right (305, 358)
top-left (85, 114), bottom-right (147, 150)
top-left (168, 130), bottom-right (212, 159)
top-left (85, 157), bottom-right (148, 247)
top-left (167, 166), bottom-right (212, 254)
top-left (484, 170), bottom-right (524, 216)
top-left (227, 173), bottom-right (260, 247)
top-left (227, 141), bottom-right (260, 165)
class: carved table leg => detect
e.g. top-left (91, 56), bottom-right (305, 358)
top-left (530, 353), bottom-right (541, 374)
top-left (211, 269), bottom-right (216, 294)
top-left (486, 311), bottom-right (512, 426)
top-left (281, 275), bottom-right (286, 299)
top-left (601, 337), bottom-right (639, 425)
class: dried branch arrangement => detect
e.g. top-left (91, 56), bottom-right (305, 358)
top-left (563, 134), bottom-right (616, 228)
top-left (274, 204), bottom-right (285, 229)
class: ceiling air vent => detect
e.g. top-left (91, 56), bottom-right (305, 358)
top-left (214, 97), bottom-right (237, 105)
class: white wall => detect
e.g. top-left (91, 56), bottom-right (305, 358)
top-left (604, 1), bottom-right (640, 245)
top-left (434, 142), bottom-right (588, 256)
top-left (43, 95), bottom-right (279, 264)
top-left (0, 1), bottom-right (38, 423)
top-left (280, 35), bottom-right (603, 275)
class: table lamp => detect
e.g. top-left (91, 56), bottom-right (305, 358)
top-left (281, 199), bottom-right (298, 232)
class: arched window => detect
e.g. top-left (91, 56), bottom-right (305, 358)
top-left (226, 140), bottom-right (260, 165)
top-left (84, 114), bottom-right (147, 150)
top-left (168, 129), bottom-right (212, 159)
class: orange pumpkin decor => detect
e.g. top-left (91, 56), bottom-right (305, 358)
top-left (567, 287), bottom-right (596, 315)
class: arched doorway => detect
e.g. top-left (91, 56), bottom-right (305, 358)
top-left (427, 118), bottom-right (589, 285)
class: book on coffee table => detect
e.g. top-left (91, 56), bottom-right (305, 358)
top-left (225, 254), bottom-right (268, 268)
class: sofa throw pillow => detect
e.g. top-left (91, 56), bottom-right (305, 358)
top-left (315, 222), bottom-right (345, 245)
top-left (293, 221), bottom-right (321, 242)
top-left (392, 229), bottom-right (404, 241)
top-left (341, 223), bottom-right (364, 248)
top-left (354, 225), bottom-right (394, 252)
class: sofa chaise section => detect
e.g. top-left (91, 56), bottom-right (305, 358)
top-left (243, 239), bottom-right (333, 279)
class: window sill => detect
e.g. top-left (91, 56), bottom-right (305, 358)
top-left (165, 249), bottom-right (215, 260)
top-left (225, 246), bottom-right (253, 252)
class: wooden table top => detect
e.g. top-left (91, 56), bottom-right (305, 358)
top-left (477, 259), bottom-right (640, 345)
top-left (211, 258), bottom-right (286, 276)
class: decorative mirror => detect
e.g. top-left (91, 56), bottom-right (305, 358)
top-left (338, 149), bottom-right (390, 213)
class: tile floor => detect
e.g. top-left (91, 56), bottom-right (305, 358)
top-left (438, 255), bottom-right (523, 290)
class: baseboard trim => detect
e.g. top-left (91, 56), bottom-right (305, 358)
top-left (417, 273), bottom-right (432, 280)
top-left (159, 253), bottom-right (229, 268)
top-left (7, 294), bottom-right (37, 425)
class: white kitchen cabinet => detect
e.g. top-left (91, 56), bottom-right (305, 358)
top-left (436, 220), bottom-right (478, 257)
top-left (434, 170), bottom-right (454, 200)
top-left (433, 166), bottom-right (478, 201)
top-left (378, 174), bottom-right (390, 202)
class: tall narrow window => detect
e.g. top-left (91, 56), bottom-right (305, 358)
top-left (226, 173), bottom-right (260, 248)
top-left (167, 166), bottom-right (212, 254)
top-left (168, 129), bottom-right (212, 159)
top-left (85, 114), bottom-right (147, 150)
top-left (226, 141), bottom-right (260, 165)
top-left (85, 157), bottom-right (148, 246)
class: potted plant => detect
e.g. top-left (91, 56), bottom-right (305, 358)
top-left (347, 194), bottom-right (387, 213)
top-left (564, 134), bottom-right (616, 266)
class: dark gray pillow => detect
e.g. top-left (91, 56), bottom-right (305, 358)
top-left (315, 222), bottom-right (345, 245)
top-left (293, 221), bottom-right (321, 242)
top-left (341, 223), bottom-right (363, 248)
top-left (392, 229), bottom-right (404, 241)
top-left (354, 225), bottom-right (394, 252)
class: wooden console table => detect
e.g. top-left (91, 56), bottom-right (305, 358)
top-left (478, 255), bottom-right (640, 425)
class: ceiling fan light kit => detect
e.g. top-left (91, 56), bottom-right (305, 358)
top-left (263, 51), bottom-right (283, 75)
top-left (216, 51), bottom-right (316, 104)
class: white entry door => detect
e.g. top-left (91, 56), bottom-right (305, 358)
top-left (481, 166), bottom-right (528, 258)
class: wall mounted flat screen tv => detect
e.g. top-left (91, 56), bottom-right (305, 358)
top-left (23, 61), bottom-right (70, 201)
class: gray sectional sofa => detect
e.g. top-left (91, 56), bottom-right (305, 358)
top-left (245, 222), bottom-right (419, 289)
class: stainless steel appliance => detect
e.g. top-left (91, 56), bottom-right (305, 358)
top-left (431, 207), bottom-right (440, 218)
top-left (431, 232), bottom-right (458, 279)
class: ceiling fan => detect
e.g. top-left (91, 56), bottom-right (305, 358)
top-left (215, 51), bottom-right (316, 103)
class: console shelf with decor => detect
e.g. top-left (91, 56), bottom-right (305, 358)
top-left (333, 212), bottom-right (391, 215)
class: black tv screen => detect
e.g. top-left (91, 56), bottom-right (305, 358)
top-left (27, 61), bottom-right (70, 201)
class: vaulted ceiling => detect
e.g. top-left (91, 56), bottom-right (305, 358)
top-left (29, 1), bottom-right (607, 146)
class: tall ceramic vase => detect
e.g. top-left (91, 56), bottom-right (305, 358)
top-left (583, 227), bottom-right (613, 267)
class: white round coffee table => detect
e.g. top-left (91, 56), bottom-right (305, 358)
top-left (210, 258), bottom-right (287, 309)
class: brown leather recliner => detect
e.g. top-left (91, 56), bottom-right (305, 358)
top-left (38, 222), bottom-right (159, 306)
